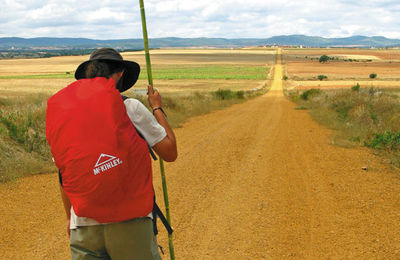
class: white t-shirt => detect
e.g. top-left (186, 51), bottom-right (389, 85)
top-left (70, 98), bottom-right (167, 229)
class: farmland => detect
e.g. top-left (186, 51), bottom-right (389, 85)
top-left (0, 49), bottom-right (275, 96)
top-left (1, 48), bottom-right (400, 259)
top-left (283, 48), bottom-right (400, 89)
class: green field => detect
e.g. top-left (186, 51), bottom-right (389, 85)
top-left (0, 65), bottom-right (268, 80)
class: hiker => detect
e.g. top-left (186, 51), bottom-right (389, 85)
top-left (46, 48), bottom-right (177, 259)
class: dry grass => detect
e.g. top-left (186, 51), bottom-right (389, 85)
top-left (285, 87), bottom-right (400, 167)
top-left (0, 78), bottom-right (265, 96)
top-left (0, 94), bottom-right (55, 182)
top-left (134, 79), bottom-right (266, 93)
top-left (0, 79), bottom-right (74, 96)
top-left (291, 80), bottom-right (400, 90)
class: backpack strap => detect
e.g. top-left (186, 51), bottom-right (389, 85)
top-left (58, 169), bottom-right (63, 186)
top-left (122, 95), bottom-right (173, 236)
top-left (152, 197), bottom-right (174, 235)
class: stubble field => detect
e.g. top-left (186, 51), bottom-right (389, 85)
top-left (283, 48), bottom-right (400, 89)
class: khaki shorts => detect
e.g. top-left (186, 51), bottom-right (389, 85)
top-left (70, 217), bottom-right (162, 260)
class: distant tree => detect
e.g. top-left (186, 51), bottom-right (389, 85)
top-left (319, 54), bottom-right (329, 63)
top-left (318, 74), bottom-right (328, 81)
top-left (369, 73), bottom-right (377, 79)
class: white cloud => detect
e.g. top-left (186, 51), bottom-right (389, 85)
top-left (0, 0), bottom-right (400, 39)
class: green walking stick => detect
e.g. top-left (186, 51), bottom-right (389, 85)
top-left (139, 1), bottom-right (175, 259)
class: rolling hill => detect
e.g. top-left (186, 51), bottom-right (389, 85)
top-left (1, 35), bottom-right (400, 51)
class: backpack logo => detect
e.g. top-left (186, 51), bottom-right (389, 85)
top-left (93, 153), bottom-right (123, 175)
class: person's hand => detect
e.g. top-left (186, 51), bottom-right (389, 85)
top-left (66, 219), bottom-right (71, 238)
top-left (147, 85), bottom-right (162, 109)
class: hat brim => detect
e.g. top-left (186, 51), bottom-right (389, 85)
top-left (74, 59), bottom-right (140, 93)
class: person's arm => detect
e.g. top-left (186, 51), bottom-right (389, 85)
top-left (59, 185), bottom-right (71, 237)
top-left (147, 85), bottom-right (177, 162)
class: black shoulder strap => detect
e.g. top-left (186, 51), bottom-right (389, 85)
top-left (152, 197), bottom-right (174, 235)
top-left (58, 169), bottom-right (63, 186)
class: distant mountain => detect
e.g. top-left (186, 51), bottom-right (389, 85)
top-left (1, 35), bottom-right (400, 50)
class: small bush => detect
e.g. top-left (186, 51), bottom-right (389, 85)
top-left (369, 73), bottom-right (377, 79)
top-left (300, 88), bottom-right (322, 100)
top-left (336, 106), bottom-right (350, 120)
top-left (235, 91), bottom-right (245, 99)
top-left (319, 55), bottom-right (329, 63)
top-left (367, 131), bottom-right (400, 150)
top-left (330, 99), bottom-right (355, 120)
top-left (351, 83), bottom-right (360, 91)
top-left (318, 74), bottom-right (328, 81)
top-left (283, 75), bottom-right (288, 80)
top-left (215, 89), bottom-right (234, 100)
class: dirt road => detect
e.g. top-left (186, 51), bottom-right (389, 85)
top-left (1, 49), bottom-right (400, 259)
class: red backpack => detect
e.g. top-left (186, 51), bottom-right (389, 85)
top-left (46, 77), bottom-right (154, 223)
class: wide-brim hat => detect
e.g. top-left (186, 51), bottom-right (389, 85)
top-left (75, 48), bottom-right (140, 92)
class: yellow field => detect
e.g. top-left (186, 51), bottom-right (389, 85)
top-left (0, 56), bottom-right (84, 76)
top-left (330, 54), bottom-right (380, 60)
top-left (0, 49), bottom-right (274, 97)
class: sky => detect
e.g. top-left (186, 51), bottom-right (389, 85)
top-left (1, 0), bottom-right (400, 40)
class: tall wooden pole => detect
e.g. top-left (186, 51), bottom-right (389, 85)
top-left (139, 1), bottom-right (175, 259)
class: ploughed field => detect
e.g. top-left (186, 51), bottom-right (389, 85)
top-left (283, 48), bottom-right (400, 89)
